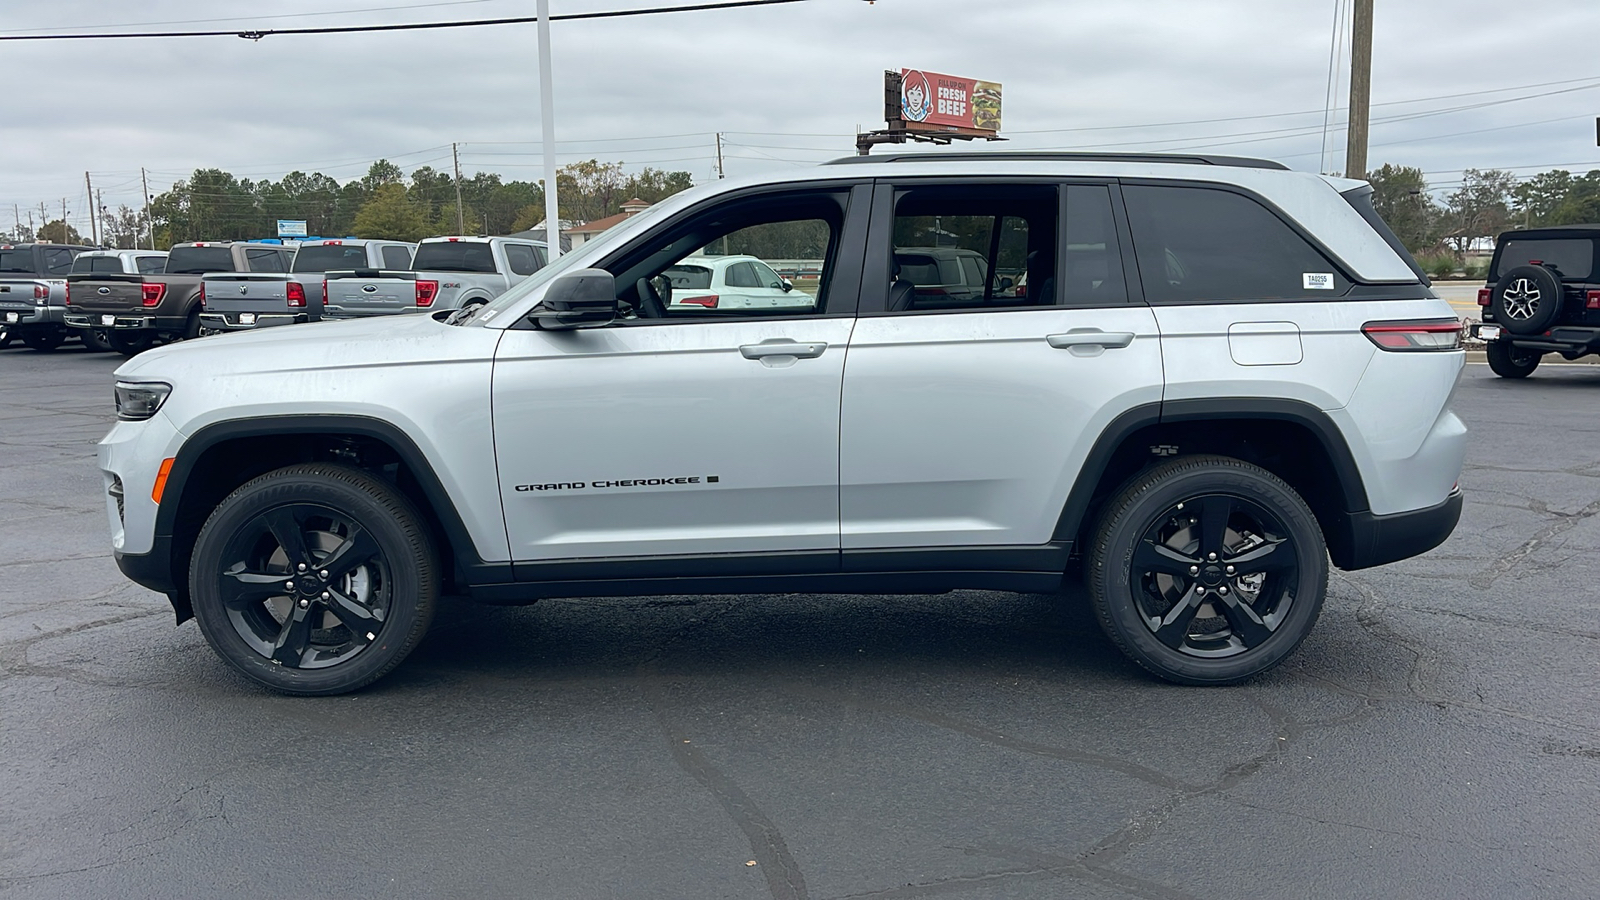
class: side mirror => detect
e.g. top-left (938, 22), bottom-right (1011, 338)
top-left (528, 269), bottom-right (617, 330)
top-left (781, 278), bottom-right (794, 293)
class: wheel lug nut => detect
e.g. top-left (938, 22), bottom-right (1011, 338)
top-left (297, 598), bottom-right (309, 609)
top-left (296, 563), bottom-right (307, 572)
top-left (321, 591), bottom-right (330, 600)
top-left (1189, 565), bottom-right (1199, 575)
top-left (1208, 552), bottom-right (1218, 561)
top-left (284, 581), bottom-right (296, 591)
top-left (1195, 586), bottom-right (1206, 595)
top-left (319, 570), bottom-right (329, 580)
top-left (1225, 565), bottom-right (1235, 575)
top-left (1176, 503), bottom-right (1184, 511)
top-left (1218, 586), bottom-right (1229, 595)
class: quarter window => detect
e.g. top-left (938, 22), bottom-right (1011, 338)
top-left (1122, 185), bottom-right (1348, 303)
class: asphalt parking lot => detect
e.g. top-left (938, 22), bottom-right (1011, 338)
top-left (2, 340), bottom-right (1598, 900)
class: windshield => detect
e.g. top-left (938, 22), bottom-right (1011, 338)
top-left (0, 250), bottom-right (35, 274)
top-left (413, 241), bottom-right (497, 273)
top-left (166, 246), bottom-right (235, 274)
top-left (293, 244), bottom-right (371, 273)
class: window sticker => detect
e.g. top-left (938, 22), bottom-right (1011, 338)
top-left (1303, 273), bottom-right (1334, 290)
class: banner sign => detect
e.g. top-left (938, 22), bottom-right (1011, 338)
top-left (276, 219), bottom-right (308, 238)
top-left (899, 69), bottom-right (1001, 134)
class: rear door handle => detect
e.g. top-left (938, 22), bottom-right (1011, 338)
top-left (1046, 330), bottom-right (1136, 350)
top-left (740, 340), bottom-right (828, 360)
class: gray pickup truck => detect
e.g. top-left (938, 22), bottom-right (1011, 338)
top-left (64, 240), bottom-right (294, 355)
top-left (198, 238), bottom-right (415, 333)
top-left (0, 242), bottom-right (95, 351)
top-left (322, 235), bottom-right (545, 318)
top-left (66, 249), bottom-right (170, 351)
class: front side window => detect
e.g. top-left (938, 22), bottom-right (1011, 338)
top-left (1123, 185), bottom-right (1348, 303)
top-left (600, 191), bottom-right (845, 320)
top-left (887, 184), bottom-right (1059, 312)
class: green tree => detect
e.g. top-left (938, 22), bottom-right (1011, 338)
top-left (351, 183), bottom-right (429, 241)
top-left (36, 219), bottom-right (83, 244)
top-left (1441, 169), bottom-right (1516, 254)
top-left (1365, 164), bottom-right (1437, 253)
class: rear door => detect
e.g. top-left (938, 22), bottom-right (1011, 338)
top-left (839, 180), bottom-right (1164, 552)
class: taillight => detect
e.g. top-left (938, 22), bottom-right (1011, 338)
top-left (286, 282), bottom-right (306, 308)
top-left (197, 284), bottom-right (205, 308)
top-left (415, 279), bottom-right (439, 307)
top-left (1477, 288), bottom-right (1492, 306)
top-left (64, 283), bottom-right (71, 305)
top-left (1588, 290), bottom-right (1600, 310)
top-left (679, 294), bottom-right (719, 308)
top-left (1362, 318), bottom-right (1461, 351)
top-left (33, 284), bottom-right (48, 301)
top-left (141, 283), bottom-right (167, 307)
top-left (321, 279), bottom-right (328, 306)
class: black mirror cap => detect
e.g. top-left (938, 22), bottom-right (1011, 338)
top-left (529, 268), bottom-right (617, 330)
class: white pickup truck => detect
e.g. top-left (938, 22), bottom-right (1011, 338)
top-left (322, 236), bottom-right (545, 318)
top-left (198, 239), bottom-right (416, 332)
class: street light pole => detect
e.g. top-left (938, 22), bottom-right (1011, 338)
top-left (537, 0), bottom-right (560, 259)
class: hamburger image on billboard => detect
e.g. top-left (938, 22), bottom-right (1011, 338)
top-left (900, 69), bottom-right (1002, 134)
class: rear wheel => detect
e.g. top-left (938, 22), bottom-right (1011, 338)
top-left (1485, 340), bottom-right (1540, 378)
top-left (107, 331), bottom-right (152, 357)
top-left (0, 324), bottom-right (11, 348)
top-left (189, 463), bottom-right (438, 695)
top-left (82, 329), bottom-right (113, 352)
top-left (1086, 455), bottom-right (1328, 685)
top-left (21, 328), bottom-right (65, 351)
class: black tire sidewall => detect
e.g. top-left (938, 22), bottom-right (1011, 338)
top-left (1087, 456), bottom-right (1329, 685)
top-left (21, 328), bottom-right (65, 351)
top-left (1492, 265), bottom-right (1563, 335)
top-left (189, 464), bottom-right (437, 695)
top-left (1486, 340), bottom-right (1540, 378)
top-left (107, 332), bottom-right (150, 356)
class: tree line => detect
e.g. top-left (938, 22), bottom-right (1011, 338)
top-left (2, 159), bottom-right (695, 248)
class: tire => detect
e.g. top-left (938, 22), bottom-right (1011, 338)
top-left (82, 329), bottom-right (113, 352)
top-left (188, 463), bottom-right (438, 695)
top-left (1491, 265), bottom-right (1563, 335)
top-left (107, 331), bottom-right (152, 357)
top-left (21, 328), bottom-right (65, 351)
top-left (0, 325), bottom-right (11, 349)
top-left (1085, 455), bottom-right (1329, 685)
top-left (1485, 340), bottom-right (1541, 379)
top-left (179, 309), bottom-right (202, 341)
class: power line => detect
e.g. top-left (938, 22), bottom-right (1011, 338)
top-left (0, 0), bottom-right (812, 41)
top-left (1, 0), bottom-right (506, 33)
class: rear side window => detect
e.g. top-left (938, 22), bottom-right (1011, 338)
top-left (504, 243), bottom-right (540, 276)
top-left (294, 245), bottom-right (369, 273)
top-left (42, 248), bottom-right (75, 275)
top-left (413, 241), bottom-right (497, 273)
top-left (247, 248), bottom-right (287, 273)
top-left (381, 245), bottom-right (413, 270)
top-left (166, 246), bottom-right (235, 274)
top-left (136, 255), bottom-right (166, 274)
top-left (1123, 185), bottom-right (1348, 303)
top-left (725, 261), bottom-right (761, 288)
top-left (1494, 239), bottom-right (1594, 281)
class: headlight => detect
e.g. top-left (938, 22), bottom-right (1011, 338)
top-left (113, 381), bottom-right (172, 421)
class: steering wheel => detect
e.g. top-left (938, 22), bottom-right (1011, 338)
top-left (634, 276), bottom-right (668, 318)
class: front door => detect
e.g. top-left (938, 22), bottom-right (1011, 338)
top-left (492, 185), bottom-right (868, 564)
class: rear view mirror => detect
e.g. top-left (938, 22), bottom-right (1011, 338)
top-left (528, 269), bottom-right (617, 330)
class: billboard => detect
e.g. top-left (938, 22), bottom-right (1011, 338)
top-left (276, 219), bottom-right (308, 238)
top-left (899, 69), bottom-right (1001, 135)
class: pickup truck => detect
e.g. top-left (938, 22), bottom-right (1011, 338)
top-left (65, 249), bottom-right (170, 351)
top-left (322, 236), bottom-right (545, 318)
top-left (65, 240), bottom-right (294, 356)
top-left (198, 238), bottom-right (415, 333)
top-left (0, 242), bottom-right (95, 351)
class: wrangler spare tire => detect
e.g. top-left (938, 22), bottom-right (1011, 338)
top-left (1492, 265), bottom-right (1563, 335)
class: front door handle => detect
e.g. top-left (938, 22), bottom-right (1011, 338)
top-left (1046, 330), bottom-right (1136, 350)
top-left (740, 340), bottom-right (828, 360)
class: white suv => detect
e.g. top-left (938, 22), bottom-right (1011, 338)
top-left (99, 152), bottom-right (1466, 695)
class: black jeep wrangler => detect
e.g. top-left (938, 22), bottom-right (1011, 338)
top-left (1472, 225), bottom-right (1600, 378)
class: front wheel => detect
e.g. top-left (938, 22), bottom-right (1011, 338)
top-left (1086, 455), bottom-right (1328, 685)
top-left (189, 464), bottom-right (439, 695)
top-left (1485, 340), bottom-right (1540, 379)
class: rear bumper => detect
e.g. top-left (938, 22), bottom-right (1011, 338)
top-left (65, 312), bottom-right (185, 331)
top-left (323, 305), bottom-right (429, 319)
top-left (1473, 322), bottom-right (1600, 354)
top-left (1333, 489), bottom-right (1463, 571)
top-left (197, 311), bottom-right (305, 330)
top-left (1, 304), bottom-right (63, 327)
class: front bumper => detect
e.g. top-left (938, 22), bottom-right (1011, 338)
top-left (1333, 489), bottom-right (1463, 571)
top-left (197, 311), bottom-right (305, 331)
top-left (1473, 322), bottom-right (1600, 355)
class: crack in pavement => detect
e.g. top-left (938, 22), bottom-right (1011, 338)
top-left (1468, 496), bottom-right (1600, 589)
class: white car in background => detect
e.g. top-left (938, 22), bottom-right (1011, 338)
top-left (664, 255), bottom-right (814, 310)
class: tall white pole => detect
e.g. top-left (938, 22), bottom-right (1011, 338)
top-left (537, 0), bottom-right (560, 259)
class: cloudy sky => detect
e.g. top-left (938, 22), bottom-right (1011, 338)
top-left (4, 0), bottom-right (1599, 234)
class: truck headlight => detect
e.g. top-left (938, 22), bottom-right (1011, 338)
top-left (113, 381), bottom-right (172, 421)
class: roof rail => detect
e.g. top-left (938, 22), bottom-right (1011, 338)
top-left (824, 151), bottom-right (1290, 171)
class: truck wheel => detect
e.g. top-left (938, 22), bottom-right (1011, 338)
top-left (181, 310), bottom-right (202, 340)
top-left (1485, 341), bottom-right (1540, 378)
top-left (107, 332), bottom-right (152, 357)
top-left (82, 329), bottom-right (114, 352)
top-left (1085, 455), bottom-right (1328, 685)
top-left (21, 328), bottom-right (65, 352)
top-left (0, 325), bottom-right (11, 349)
top-left (188, 463), bottom-right (438, 696)
top-left (1490, 265), bottom-right (1562, 335)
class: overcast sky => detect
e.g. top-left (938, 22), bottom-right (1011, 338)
top-left (4, 0), bottom-right (1599, 234)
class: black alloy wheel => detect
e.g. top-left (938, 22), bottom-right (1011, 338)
top-left (1087, 455), bottom-right (1328, 685)
top-left (1485, 340), bottom-right (1541, 378)
top-left (1491, 265), bottom-right (1563, 335)
top-left (190, 464), bottom-right (437, 695)
top-left (82, 329), bottom-right (113, 352)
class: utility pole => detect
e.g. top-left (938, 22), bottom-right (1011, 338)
top-left (536, 0), bottom-right (560, 259)
top-left (1344, 0), bottom-right (1374, 179)
top-left (12, 204), bottom-right (19, 240)
top-left (452, 142), bottom-right (466, 235)
top-left (84, 172), bottom-right (97, 244)
top-left (60, 199), bottom-right (69, 243)
top-left (715, 132), bottom-right (725, 179)
top-left (95, 188), bottom-right (104, 247)
top-left (141, 168), bottom-right (153, 250)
